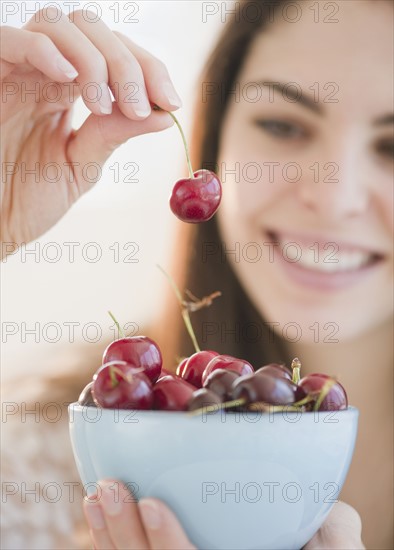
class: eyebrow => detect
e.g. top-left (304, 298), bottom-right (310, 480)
top-left (254, 81), bottom-right (394, 126)
top-left (254, 80), bottom-right (323, 115)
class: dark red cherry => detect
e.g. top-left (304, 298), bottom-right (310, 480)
top-left (78, 381), bottom-right (96, 406)
top-left (152, 375), bottom-right (196, 411)
top-left (92, 362), bottom-right (153, 410)
top-left (169, 169), bottom-right (222, 223)
top-left (255, 363), bottom-right (292, 381)
top-left (232, 373), bottom-right (296, 406)
top-left (299, 373), bottom-right (348, 411)
top-left (294, 384), bottom-right (307, 402)
top-left (180, 350), bottom-right (219, 388)
top-left (203, 369), bottom-right (241, 401)
top-left (187, 388), bottom-right (222, 411)
top-left (201, 354), bottom-right (254, 386)
top-left (102, 336), bottom-right (162, 383)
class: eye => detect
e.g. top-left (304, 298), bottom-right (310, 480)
top-left (375, 138), bottom-right (394, 159)
top-left (253, 119), bottom-right (308, 140)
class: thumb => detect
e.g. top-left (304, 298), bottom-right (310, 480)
top-left (303, 501), bottom-right (365, 550)
top-left (67, 104), bottom-right (174, 192)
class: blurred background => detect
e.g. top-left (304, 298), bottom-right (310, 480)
top-left (1, 0), bottom-right (225, 382)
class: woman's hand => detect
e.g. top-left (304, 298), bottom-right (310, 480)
top-left (303, 501), bottom-right (365, 550)
top-left (84, 481), bottom-right (364, 550)
top-left (84, 479), bottom-right (196, 550)
top-left (0, 7), bottom-right (181, 252)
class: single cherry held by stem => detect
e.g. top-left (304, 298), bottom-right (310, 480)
top-left (154, 105), bottom-right (222, 223)
top-left (170, 169), bottom-right (222, 223)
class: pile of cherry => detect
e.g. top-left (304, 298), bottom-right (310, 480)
top-left (79, 336), bottom-right (348, 413)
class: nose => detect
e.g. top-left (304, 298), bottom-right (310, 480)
top-left (296, 139), bottom-right (370, 222)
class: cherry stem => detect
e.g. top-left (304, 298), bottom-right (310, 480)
top-left (182, 310), bottom-right (201, 354)
top-left (187, 398), bottom-right (245, 417)
top-left (156, 264), bottom-right (201, 353)
top-left (188, 395), bottom-right (316, 418)
top-left (153, 105), bottom-right (194, 179)
top-left (249, 402), bottom-right (304, 413)
top-left (108, 311), bottom-right (125, 339)
top-left (109, 365), bottom-right (134, 388)
top-left (314, 377), bottom-right (336, 412)
top-left (293, 394), bottom-right (315, 407)
top-left (109, 365), bottom-right (118, 387)
top-left (291, 357), bottom-right (301, 385)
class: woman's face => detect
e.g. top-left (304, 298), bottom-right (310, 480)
top-left (217, 0), bottom-right (393, 343)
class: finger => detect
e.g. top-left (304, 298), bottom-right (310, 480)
top-left (139, 498), bottom-right (196, 550)
top-left (114, 31), bottom-right (182, 111)
top-left (67, 102), bottom-right (174, 191)
top-left (70, 13), bottom-right (152, 120)
top-left (24, 7), bottom-right (112, 116)
top-left (97, 480), bottom-right (149, 550)
top-left (303, 502), bottom-right (364, 550)
top-left (0, 26), bottom-right (78, 81)
top-left (83, 495), bottom-right (115, 550)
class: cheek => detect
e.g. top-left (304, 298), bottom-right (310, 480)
top-left (382, 186), bottom-right (394, 237)
top-left (217, 126), bottom-right (280, 221)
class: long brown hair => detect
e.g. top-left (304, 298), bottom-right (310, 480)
top-left (154, 0), bottom-right (289, 371)
top-left (14, 0), bottom-right (290, 404)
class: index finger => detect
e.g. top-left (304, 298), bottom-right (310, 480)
top-left (0, 26), bottom-right (78, 81)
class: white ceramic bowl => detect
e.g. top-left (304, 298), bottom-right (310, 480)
top-left (69, 403), bottom-right (358, 550)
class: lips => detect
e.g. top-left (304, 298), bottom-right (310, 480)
top-left (265, 230), bottom-right (385, 291)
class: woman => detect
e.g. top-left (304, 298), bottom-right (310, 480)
top-left (1, 0), bottom-right (392, 548)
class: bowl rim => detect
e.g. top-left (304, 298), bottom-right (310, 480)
top-left (69, 402), bottom-right (359, 418)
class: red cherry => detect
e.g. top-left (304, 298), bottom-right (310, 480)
top-left (78, 381), bottom-right (95, 406)
top-left (169, 169), bottom-right (222, 223)
top-left (299, 373), bottom-right (348, 411)
top-left (187, 388), bottom-right (222, 411)
top-left (152, 375), bottom-right (196, 411)
top-left (179, 350), bottom-right (219, 388)
top-left (255, 363), bottom-right (292, 381)
top-left (102, 336), bottom-right (162, 383)
top-left (201, 354), bottom-right (254, 386)
top-left (203, 369), bottom-right (241, 401)
top-left (232, 373), bottom-right (296, 406)
top-left (92, 362), bottom-right (153, 410)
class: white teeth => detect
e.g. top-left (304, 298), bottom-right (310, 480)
top-left (279, 241), bottom-right (372, 273)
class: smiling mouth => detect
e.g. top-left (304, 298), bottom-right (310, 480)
top-left (266, 230), bottom-right (385, 278)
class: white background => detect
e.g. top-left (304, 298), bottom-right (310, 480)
top-left (1, 1), bottom-right (227, 381)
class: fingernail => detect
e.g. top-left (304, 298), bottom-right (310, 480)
top-left (134, 88), bottom-right (151, 118)
top-left (139, 499), bottom-right (161, 530)
top-left (85, 500), bottom-right (106, 530)
top-left (99, 82), bottom-right (112, 115)
top-left (98, 480), bottom-right (123, 516)
top-left (163, 81), bottom-right (182, 108)
top-left (134, 104), bottom-right (151, 117)
top-left (56, 56), bottom-right (78, 79)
